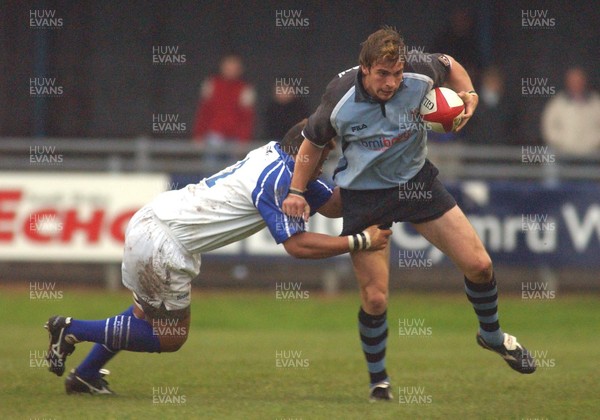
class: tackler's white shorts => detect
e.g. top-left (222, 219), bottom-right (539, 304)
top-left (121, 206), bottom-right (201, 311)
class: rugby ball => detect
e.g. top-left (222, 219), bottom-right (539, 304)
top-left (419, 87), bottom-right (465, 133)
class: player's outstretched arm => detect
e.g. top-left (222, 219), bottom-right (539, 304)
top-left (282, 225), bottom-right (392, 259)
top-left (282, 139), bottom-right (324, 221)
top-left (443, 55), bottom-right (478, 131)
top-left (316, 187), bottom-right (342, 218)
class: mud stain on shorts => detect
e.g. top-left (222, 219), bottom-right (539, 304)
top-left (136, 256), bottom-right (167, 300)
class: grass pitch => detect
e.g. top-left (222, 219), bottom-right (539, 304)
top-left (0, 285), bottom-right (598, 419)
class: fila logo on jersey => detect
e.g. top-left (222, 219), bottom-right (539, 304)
top-left (351, 124), bottom-right (367, 132)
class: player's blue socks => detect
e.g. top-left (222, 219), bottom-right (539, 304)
top-left (74, 306), bottom-right (135, 380)
top-left (464, 275), bottom-right (504, 346)
top-left (358, 307), bottom-right (389, 385)
top-left (67, 305), bottom-right (161, 353)
top-left (76, 344), bottom-right (117, 380)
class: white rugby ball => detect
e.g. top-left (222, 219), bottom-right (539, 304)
top-left (420, 87), bottom-right (465, 133)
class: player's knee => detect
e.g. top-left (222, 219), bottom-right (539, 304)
top-left (465, 256), bottom-right (493, 283)
top-left (159, 334), bottom-right (188, 353)
top-left (363, 289), bottom-right (388, 314)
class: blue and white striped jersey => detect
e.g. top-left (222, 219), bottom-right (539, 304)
top-left (150, 141), bottom-right (333, 254)
top-left (303, 52), bottom-right (451, 190)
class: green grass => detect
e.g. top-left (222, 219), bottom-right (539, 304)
top-left (1, 286), bottom-right (598, 419)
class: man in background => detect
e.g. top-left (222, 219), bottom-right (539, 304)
top-left (464, 66), bottom-right (516, 145)
top-left (192, 54), bottom-right (256, 148)
top-left (264, 80), bottom-right (310, 141)
top-left (541, 67), bottom-right (600, 156)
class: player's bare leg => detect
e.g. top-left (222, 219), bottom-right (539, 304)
top-left (351, 243), bottom-right (394, 401)
top-left (412, 205), bottom-right (536, 373)
top-left (411, 205), bottom-right (492, 283)
top-left (353, 244), bottom-right (390, 315)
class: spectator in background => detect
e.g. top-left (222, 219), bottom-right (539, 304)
top-left (192, 54), bottom-right (256, 146)
top-left (264, 80), bottom-right (310, 140)
top-left (432, 8), bottom-right (482, 81)
top-left (541, 67), bottom-right (600, 156)
top-left (463, 66), bottom-right (516, 145)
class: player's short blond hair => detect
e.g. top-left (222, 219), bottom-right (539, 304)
top-left (359, 26), bottom-right (406, 68)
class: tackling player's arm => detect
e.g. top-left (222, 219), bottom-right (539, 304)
top-left (283, 76), bottom-right (341, 221)
top-left (442, 55), bottom-right (478, 131)
top-left (282, 139), bottom-right (324, 221)
top-left (259, 170), bottom-right (390, 258)
top-left (283, 182), bottom-right (387, 258)
top-left (282, 225), bottom-right (391, 259)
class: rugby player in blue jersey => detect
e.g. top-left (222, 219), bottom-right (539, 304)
top-left (282, 26), bottom-right (536, 402)
top-left (44, 120), bottom-right (392, 395)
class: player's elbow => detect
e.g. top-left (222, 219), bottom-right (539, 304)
top-left (283, 236), bottom-right (312, 259)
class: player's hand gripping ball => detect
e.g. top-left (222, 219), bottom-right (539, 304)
top-left (419, 87), bottom-right (465, 133)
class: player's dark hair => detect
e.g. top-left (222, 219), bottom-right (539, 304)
top-left (279, 118), bottom-right (308, 156)
top-left (359, 25), bottom-right (406, 68)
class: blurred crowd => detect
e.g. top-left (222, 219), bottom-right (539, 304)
top-left (424, 8), bottom-right (600, 157)
top-left (192, 56), bottom-right (600, 160)
top-left (191, 11), bottom-right (600, 160)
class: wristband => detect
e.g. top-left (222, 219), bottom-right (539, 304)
top-left (348, 235), bottom-right (356, 251)
top-left (348, 230), bottom-right (372, 252)
top-left (288, 188), bottom-right (305, 197)
top-left (468, 90), bottom-right (478, 96)
top-left (348, 234), bottom-right (360, 252)
top-left (356, 233), bottom-right (364, 250)
top-left (361, 230), bottom-right (372, 249)
top-left (358, 232), bottom-right (366, 250)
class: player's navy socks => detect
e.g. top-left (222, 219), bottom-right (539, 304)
top-left (67, 306), bottom-right (160, 353)
top-left (358, 307), bottom-right (389, 385)
top-left (75, 306), bottom-right (133, 380)
top-left (464, 275), bottom-right (504, 346)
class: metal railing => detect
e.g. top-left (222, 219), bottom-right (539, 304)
top-left (2, 137), bottom-right (600, 181)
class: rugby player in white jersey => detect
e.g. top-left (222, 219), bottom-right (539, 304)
top-left (44, 120), bottom-right (392, 395)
